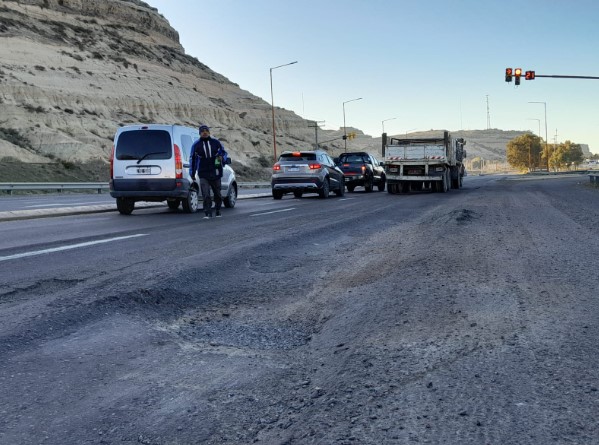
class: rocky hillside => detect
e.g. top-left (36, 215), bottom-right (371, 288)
top-left (0, 0), bottom-right (354, 179)
top-left (0, 0), bottom-right (524, 181)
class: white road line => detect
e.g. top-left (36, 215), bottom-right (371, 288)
top-left (339, 198), bottom-right (355, 201)
top-left (0, 234), bottom-right (148, 262)
top-left (250, 208), bottom-right (295, 217)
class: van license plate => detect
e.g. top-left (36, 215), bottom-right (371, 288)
top-left (137, 167), bottom-right (151, 174)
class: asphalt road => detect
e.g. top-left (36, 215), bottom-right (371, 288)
top-left (1, 175), bottom-right (598, 445)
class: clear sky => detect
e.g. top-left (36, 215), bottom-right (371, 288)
top-left (147, 0), bottom-right (599, 154)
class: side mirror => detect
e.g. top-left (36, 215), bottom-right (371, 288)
top-left (380, 161), bottom-right (385, 166)
top-left (225, 158), bottom-right (232, 165)
top-left (333, 157), bottom-right (339, 164)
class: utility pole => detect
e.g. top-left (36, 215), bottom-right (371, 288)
top-left (486, 95), bottom-right (491, 130)
top-left (308, 120), bottom-right (325, 150)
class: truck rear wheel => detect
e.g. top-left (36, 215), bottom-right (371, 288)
top-left (442, 171), bottom-right (449, 192)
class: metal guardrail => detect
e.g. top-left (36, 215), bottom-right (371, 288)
top-left (0, 182), bottom-right (109, 194)
top-left (0, 182), bottom-right (270, 195)
top-left (590, 173), bottom-right (599, 186)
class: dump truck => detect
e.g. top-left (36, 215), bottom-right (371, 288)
top-left (383, 131), bottom-right (466, 194)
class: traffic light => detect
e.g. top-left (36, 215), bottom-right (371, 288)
top-left (525, 70), bottom-right (535, 80)
top-left (505, 68), bottom-right (513, 82)
top-left (514, 68), bottom-right (522, 85)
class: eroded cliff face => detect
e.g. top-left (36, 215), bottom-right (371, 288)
top-left (0, 0), bottom-right (351, 174)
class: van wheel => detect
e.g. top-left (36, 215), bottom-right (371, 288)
top-left (293, 191), bottom-right (303, 198)
top-left (116, 198), bottom-right (135, 215)
top-left (167, 199), bottom-right (180, 210)
top-left (224, 184), bottom-right (237, 208)
top-left (182, 188), bottom-right (199, 213)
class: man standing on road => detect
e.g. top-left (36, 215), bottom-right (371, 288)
top-left (189, 125), bottom-right (228, 219)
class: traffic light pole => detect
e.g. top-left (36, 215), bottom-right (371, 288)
top-left (533, 74), bottom-right (599, 80)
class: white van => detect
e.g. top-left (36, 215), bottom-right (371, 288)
top-left (109, 124), bottom-right (237, 215)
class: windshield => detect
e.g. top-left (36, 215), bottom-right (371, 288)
top-left (116, 130), bottom-right (172, 161)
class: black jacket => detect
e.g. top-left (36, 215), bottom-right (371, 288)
top-left (189, 137), bottom-right (227, 180)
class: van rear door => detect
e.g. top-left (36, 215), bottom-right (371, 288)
top-left (113, 127), bottom-right (178, 191)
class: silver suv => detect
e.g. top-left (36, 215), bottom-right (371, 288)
top-left (110, 124), bottom-right (237, 214)
top-left (271, 150), bottom-right (345, 199)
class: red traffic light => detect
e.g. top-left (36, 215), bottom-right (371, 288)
top-left (525, 70), bottom-right (535, 80)
top-left (505, 68), bottom-right (513, 82)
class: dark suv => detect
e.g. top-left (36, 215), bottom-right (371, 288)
top-left (336, 152), bottom-right (386, 192)
top-left (271, 150), bottom-right (345, 199)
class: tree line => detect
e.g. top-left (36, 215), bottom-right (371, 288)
top-left (506, 134), bottom-right (593, 171)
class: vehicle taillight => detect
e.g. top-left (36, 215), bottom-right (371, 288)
top-left (309, 163), bottom-right (322, 170)
top-left (292, 152), bottom-right (301, 157)
top-left (343, 163), bottom-right (350, 167)
top-left (273, 163), bottom-right (281, 171)
top-left (110, 144), bottom-right (114, 178)
top-left (174, 143), bottom-right (183, 179)
top-left (361, 165), bottom-right (366, 173)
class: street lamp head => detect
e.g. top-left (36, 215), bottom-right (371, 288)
top-left (271, 61), bottom-right (298, 71)
top-left (343, 97), bottom-right (363, 105)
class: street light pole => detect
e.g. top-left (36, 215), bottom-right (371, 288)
top-left (528, 101), bottom-right (548, 171)
top-left (527, 118), bottom-right (541, 171)
top-left (343, 97), bottom-right (362, 152)
top-left (270, 61), bottom-right (298, 162)
top-left (381, 117), bottom-right (397, 135)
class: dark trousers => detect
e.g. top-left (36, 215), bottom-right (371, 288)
top-left (199, 177), bottom-right (222, 215)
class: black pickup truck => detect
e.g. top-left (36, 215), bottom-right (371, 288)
top-left (335, 152), bottom-right (386, 192)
